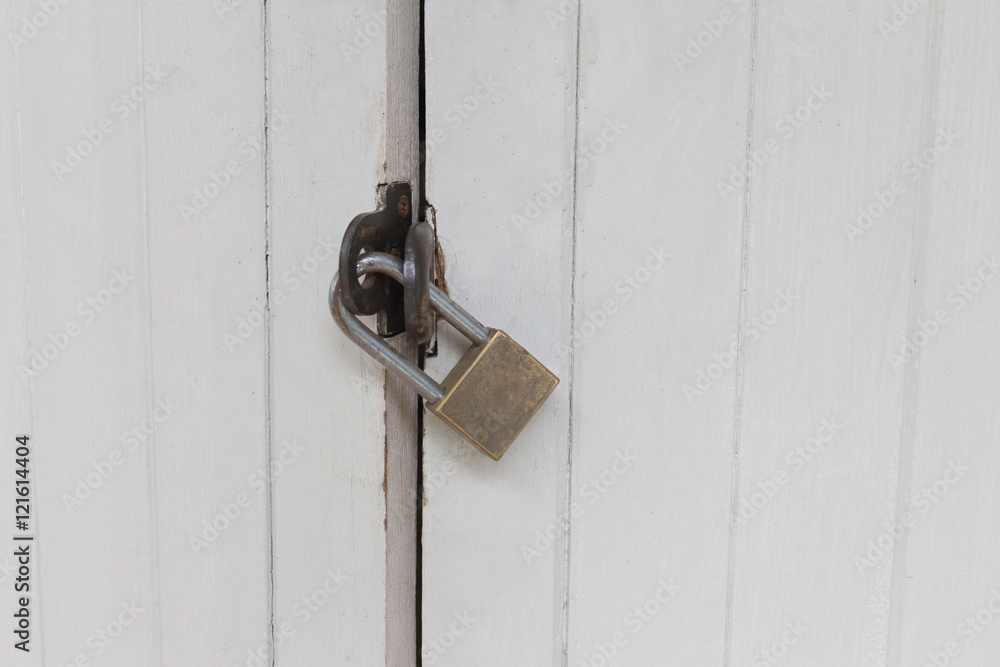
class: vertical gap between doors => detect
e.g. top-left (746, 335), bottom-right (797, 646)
top-left (415, 0), bottom-right (427, 663)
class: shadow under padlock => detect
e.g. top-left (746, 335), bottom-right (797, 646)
top-left (330, 252), bottom-right (559, 461)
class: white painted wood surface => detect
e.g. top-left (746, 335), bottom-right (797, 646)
top-left (4, 1), bottom-right (1000, 665)
top-left (566, 1), bottom-right (754, 663)
top-left (725, 2), bottom-right (933, 663)
top-left (891, 3), bottom-right (1000, 665)
top-left (3, 2), bottom-right (271, 665)
top-left (268, 0), bottom-right (419, 664)
top-left (422, 2), bottom-right (576, 665)
top-left (267, 0), bottom-right (417, 664)
top-left (2, 0), bottom-right (406, 664)
top-left (425, 0), bottom-right (1000, 665)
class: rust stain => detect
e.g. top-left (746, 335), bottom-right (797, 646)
top-left (383, 408), bottom-right (388, 532)
top-left (434, 238), bottom-right (449, 296)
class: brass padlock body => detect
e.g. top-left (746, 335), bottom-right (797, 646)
top-left (428, 329), bottom-right (559, 460)
top-left (332, 253), bottom-right (559, 460)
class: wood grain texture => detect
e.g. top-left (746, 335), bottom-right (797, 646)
top-left (267, 0), bottom-right (419, 664)
top-left (383, 3), bottom-right (422, 665)
top-left (891, 2), bottom-right (1000, 664)
top-left (421, 1), bottom-right (577, 664)
top-left (2, 0), bottom-right (272, 664)
top-left (724, 1), bottom-right (935, 663)
top-left (5, 1), bottom-right (1000, 665)
top-left (425, 1), bottom-right (1000, 665)
top-left (142, 2), bottom-right (271, 664)
top-left (7, 2), bottom-right (172, 665)
top-left (4, 0), bottom-right (415, 663)
top-left (566, 0), bottom-right (754, 663)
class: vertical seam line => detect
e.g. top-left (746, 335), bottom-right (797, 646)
top-left (722, 2), bottom-right (761, 664)
top-left (886, 3), bottom-right (947, 663)
top-left (135, 5), bottom-right (164, 665)
top-left (262, 0), bottom-right (276, 664)
top-left (416, 0), bottom-right (427, 662)
top-left (560, 1), bottom-right (585, 665)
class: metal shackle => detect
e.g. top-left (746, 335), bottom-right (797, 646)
top-left (329, 252), bottom-right (490, 404)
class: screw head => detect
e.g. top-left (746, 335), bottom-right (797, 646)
top-left (397, 195), bottom-right (410, 219)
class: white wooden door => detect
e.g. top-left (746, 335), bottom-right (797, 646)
top-left (4, 1), bottom-right (1000, 666)
top-left (422, 1), bottom-right (1000, 666)
top-left (2, 0), bottom-right (415, 665)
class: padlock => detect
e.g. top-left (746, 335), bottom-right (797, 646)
top-left (330, 252), bottom-right (559, 460)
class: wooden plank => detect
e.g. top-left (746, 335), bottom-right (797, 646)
top-left (5, 2), bottom-right (163, 664)
top-left (2, 0), bottom-right (273, 663)
top-left (383, 4), bottom-right (422, 664)
top-left (724, 1), bottom-right (935, 663)
top-left (565, 1), bottom-right (755, 663)
top-left (420, 2), bottom-right (573, 665)
top-left (267, 0), bottom-right (419, 664)
top-left (890, 2), bottom-right (1000, 664)
top-left (140, 1), bottom-right (271, 664)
